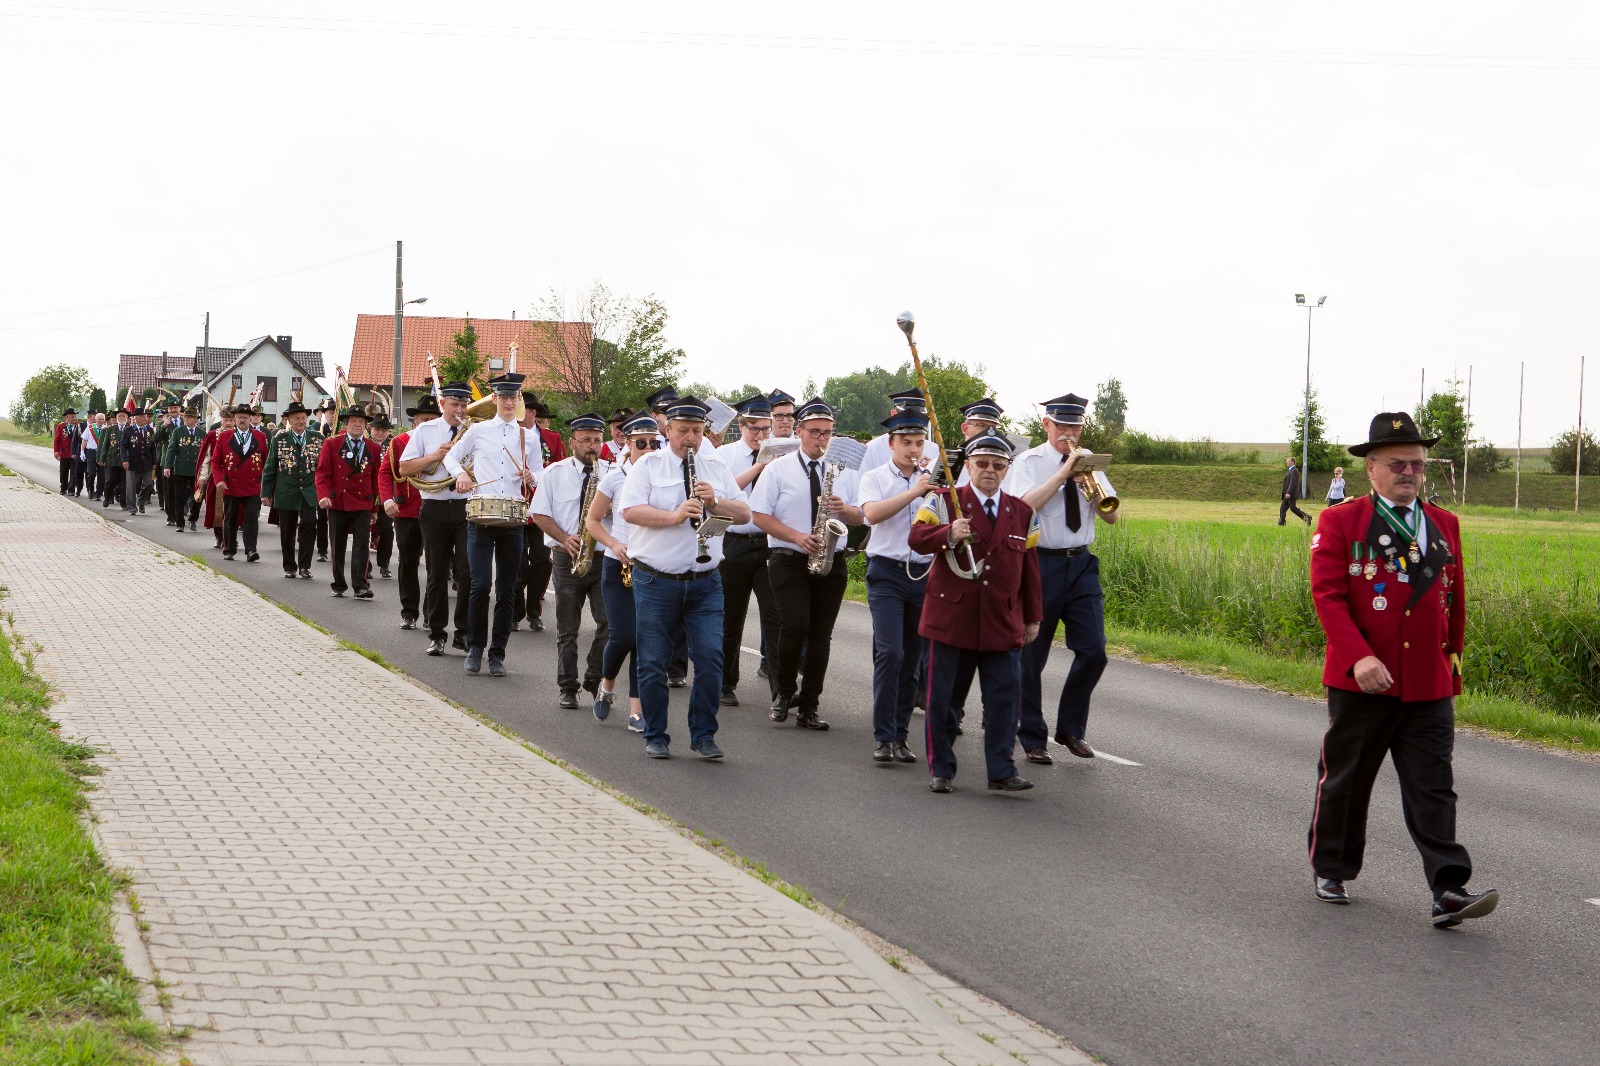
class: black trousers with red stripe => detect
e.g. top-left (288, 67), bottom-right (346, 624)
top-left (1308, 687), bottom-right (1473, 896)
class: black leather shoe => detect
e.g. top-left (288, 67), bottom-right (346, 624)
top-left (928, 777), bottom-right (953, 794)
top-left (379, 568), bottom-right (392, 579)
top-left (451, 635), bottom-right (468, 652)
top-left (531, 616), bottom-right (545, 632)
top-left (756, 663), bottom-right (769, 679)
top-left (769, 696), bottom-right (789, 723)
top-left (1431, 886), bottom-right (1499, 928)
top-left (317, 553), bottom-right (328, 562)
top-left (720, 691), bottom-right (739, 707)
top-left (246, 551), bottom-right (259, 563)
top-left (892, 742), bottom-right (916, 764)
top-left (987, 776), bottom-right (1034, 792)
top-left (558, 692), bottom-right (579, 709)
top-left (873, 742), bottom-right (894, 763)
top-left (1315, 878), bottom-right (1350, 904)
top-left (796, 711), bottom-right (829, 731)
top-left (1056, 733), bottom-right (1095, 759)
top-left (426, 638), bottom-right (445, 656)
top-left (668, 675), bottom-right (688, 688)
top-left (1025, 748), bottom-right (1054, 765)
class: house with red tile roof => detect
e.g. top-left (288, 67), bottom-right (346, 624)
top-left (116, 335), bottom-right (330, 414)
top-left (345, 314), bottom-right (593, 412)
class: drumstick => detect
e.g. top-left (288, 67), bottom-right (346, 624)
top-left (503, 445), bottom-right (524, 472)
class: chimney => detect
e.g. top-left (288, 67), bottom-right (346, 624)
top-left (277, 335), bottom-right (292, 355)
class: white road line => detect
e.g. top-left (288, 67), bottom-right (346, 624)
top-left (1585, 898), bottom-right (1600, 907)
top-left (741, 646), bottom-right (762, 657)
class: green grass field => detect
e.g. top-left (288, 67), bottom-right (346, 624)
top-left (0, 614), bottom-right (161, 1064)
top-left (0, 419), bottom-right (53, 448)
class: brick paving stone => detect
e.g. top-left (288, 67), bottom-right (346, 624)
top-left (0, 466), bottom-right (1089, 1066)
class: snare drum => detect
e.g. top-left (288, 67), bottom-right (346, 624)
top-left (467, 494), bottom-right (527, 527)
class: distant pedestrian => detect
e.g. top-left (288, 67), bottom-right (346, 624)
top-left (1279, 456), bottom-right (1312, 526)
top-left (1325, 466), bottom-right (1347, 507)
top-left (1306, 411), bottom-right (1497, 927)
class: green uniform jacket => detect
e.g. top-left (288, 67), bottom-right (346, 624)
top-left (151, 418), bottom-right (174, 466)
top-left (98, 424), bottom-right (123, 467)
top-left (164, 423), bottom-right (207, 476)
top-left (260, 427), bottom-right (324, 510)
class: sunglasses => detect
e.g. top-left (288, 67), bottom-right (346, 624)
top-left (1381, 460), bottom-right (1428, 474)
top-left (968, 458), bottom-right (1010, 472)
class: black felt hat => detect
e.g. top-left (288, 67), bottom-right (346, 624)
top-left (1348, 412), bottom-right (1440, 457)
top-left (407, 394), bottom-right (441, 417)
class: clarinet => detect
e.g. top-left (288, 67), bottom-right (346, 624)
top-left (685, 448), bottom-right (711, 565)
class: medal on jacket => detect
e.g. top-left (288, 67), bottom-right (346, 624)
top-left (1408, 543), bottom-right (1422, 564)
top-left (1349, 542), bottom-right (1363, 577)
top-left (1371, 582), bottom-right (1388, 611)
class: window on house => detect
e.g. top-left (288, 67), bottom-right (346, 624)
top-left (290, 375), bottom-right (303, 396)
top-left (257, 376), bottom-right (278, 402)
top-left (231, 374), bottom-right (243, 390)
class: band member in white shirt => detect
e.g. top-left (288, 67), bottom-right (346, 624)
top-left (748, 397), bottom-right (864, 732)
top-left (857, 411), bottom-right (935, 765)
top-left (860, 389), bottom-right (941, 473)
top-left (1003, 393), bottom-right (1117, 761)
top-left (586, 411), bottom-right (659, 733)
top-left (617, 397), bottom-right (748, 760)
top-left (714, 395), bottom-right (782, 708)
top-left (532, 413), bottom-right (611, 708)
top-left (398, 381), bottom-right (473, 656)
top-left (443, 374), bottom-right (544, 677)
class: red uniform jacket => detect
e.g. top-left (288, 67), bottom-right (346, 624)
top-left (909, 486), bottom-right (1042, 652)
top-left (53, 421), bottom-right (82, 460)
top-left (1311, 494), bottom-right (1465, 702)
top-left (315, 432), bottom-right (380, 511)
top-left (378, 432), bottom-right (420, 519)
top-left (211, 427), bottom-right (269, 498)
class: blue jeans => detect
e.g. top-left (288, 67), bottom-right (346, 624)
top-left (632, 565), bottom-right (723, 747)
top-left (600, 556), bottom-right (638, 697)
top-left (866, 556), bottom-right (927, 744)
top-left (466, 522), bottom-right (523, 657)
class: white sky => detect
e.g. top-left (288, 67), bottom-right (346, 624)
top-left (2, 1), bottom-right (1596, 446)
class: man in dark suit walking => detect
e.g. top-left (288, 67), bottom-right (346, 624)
top-left (1280, 455), bottom-right (1313, 526)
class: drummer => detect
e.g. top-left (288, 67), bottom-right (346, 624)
top-left (444, 373), bottom-right (544, 677)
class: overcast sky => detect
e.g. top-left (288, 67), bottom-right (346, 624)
top-left (2, 1), bottom-right (1596, 446)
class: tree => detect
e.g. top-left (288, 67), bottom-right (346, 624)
top-left (1467, 440), bottom-right (1510, 475)
top-left (1548, 427), bottom-right (1600, 476)
top-left (528, 284), bottom-right (685, 420)
top-left (821, 366), bottom-right (914, 437)
top-left (1287, 388), bottom-right (1341, 474)
top-left (1094, 378), bottom-right (1128, 436)
top-left (7, 364), bottom-right (95, 433)
top-left (436, 316), bottom-right (485, 394)
top-left (909, 356), bottom-right (1004, 447)
top-left (1414, 380), bottom-right (1468, 466)
top-left (88, 386), bottom-right (107, 414)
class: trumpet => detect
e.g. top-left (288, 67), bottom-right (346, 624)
top-left (1066, 448), bottom-right (1120, 515)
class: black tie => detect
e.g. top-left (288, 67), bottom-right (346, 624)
top-left (984, 498), bottom-right (996, 525)
top-left (1061, 454), bottom-right (1082, 532)
top-left (1396, 505), bottom-right (1412, 523)
top-left (807, 459), bottom-right (821, 526)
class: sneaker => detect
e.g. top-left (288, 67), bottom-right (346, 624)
top-left (400, 619), bottom-right (417, 630)
top-left (488, 657), bottom-right (506, 677)
top-left (644, 739), bottom-right (670, 759)
top-left (558, 692), bottom-right (579, 709)
top-left (627, 715), bottom-right (645, 734)
top-left (464, 648), bottom-right (483, 674)
top-left (1315, 878), bottom-right (1350, 904)
top-left (1431, 887), bottom-right (1499, 928)
top-left (426, 638), bottom-right (445, 656)
top-left (594, 690), bottom-right (614, 721)
top-left (354, 588), bottom-right (374, 600)
top-left (379, 568), bottom-right (392, 579)
top-left (690, 738), bottom-right (724, 760)
top-left (298, 569), bottom-right (312, 579)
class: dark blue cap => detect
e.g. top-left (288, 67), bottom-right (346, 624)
top-left (963, 428), bottom-right (1015, 460)
top-left (665, 396), bottom-right (711, 423)
top-left (960, 398), bottom-right (1003, 423)
top-left (767, 389), bottom-right (796, 407)
top-left (889, 389), bottom-right (927, 412)
top-left (734, 395), bottom-right (773, 418)
top-left (1041, 393), bottom-right (1088, 425)
top-left (795, 396), bottom-right (835, 422)
top-left (881, 412), bottom-right (930, 436)
top-left (567, 412), bottom-right (605, 432)
top-left (622, 410), bottom-right (658, 436)
top-left (439, 381), bottom-right (472, 400)
top-left (646, 386), bottom-right (679, 411)
top-left (488, 373), bottom-right (525, 396)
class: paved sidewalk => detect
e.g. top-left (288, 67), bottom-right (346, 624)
top-left (0, 467), bottom-right (1086, 1063)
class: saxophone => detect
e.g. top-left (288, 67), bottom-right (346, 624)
top-left (572, 459), bottom-right (601, 576)
top-left (807, 462), bottom-right (848, 576)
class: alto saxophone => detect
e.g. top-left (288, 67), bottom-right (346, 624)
top-left (807, 461), bottom-right (848, 576)
top-left (572, 459), bottom-right (601, 576)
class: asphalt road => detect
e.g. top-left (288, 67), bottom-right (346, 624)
top-left (9, 441), bottom-right (1600, 1066)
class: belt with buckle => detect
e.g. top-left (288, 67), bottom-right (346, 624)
top-left (632, 561), bottom-right (717, 582)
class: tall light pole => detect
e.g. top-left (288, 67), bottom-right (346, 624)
top-left (1294, 294), bottom-right (1327, 499)
top-left (392, 239), bottom-right (427, 414)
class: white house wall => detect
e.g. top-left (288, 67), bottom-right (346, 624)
top-left (210, 345), bottom-right (328, 407)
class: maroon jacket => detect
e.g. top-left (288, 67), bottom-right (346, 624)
top-left (1311, 494), bottom-right (1465, 701)
top-left (53, 420), bottom-right (82, 460)
top-left (909, 485), bottom-right (1042, 651)
top-left (211, 427), bottom-right (269, 497)
top-left (315, 432), bottom-right (380, 511)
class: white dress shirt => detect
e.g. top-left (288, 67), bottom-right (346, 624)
top-left (595, 460), bottom-right (634, 559)
top-left (860, 433), bottom-right (941, 475)
top-left (747, 449), bottom-right (861, 555)
top-left (399, 417), bottom-right (470, 501)
top-left (531, 456), bottom-right (610, 536)
top-left (1002, 442), bottom-right (1095, 549)
top-left (617, 446), bottom-right (741, 573)
top-left (856, 461), bottom-right (932, 564)
top-left (715, 439), bottom-right (767, 534)
top-left (443, 415), bottom-right (543, 498)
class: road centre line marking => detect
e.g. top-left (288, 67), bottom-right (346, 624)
top-left (1586, 899), bottom-right (1600, 907)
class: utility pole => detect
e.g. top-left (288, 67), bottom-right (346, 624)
top-left (1515, 362), bottom-right (1524, 514)
top-left (1419, 368), bottom-right (1425, 408)
top-left (1578, 355), bottom-right (1587, 513)
top-left (393, 241), bottom-right (404, 415)
top-left (1461, 366), bottom-right (1472, 504)
top-left (1294, 294), bottom-right (1326, 499)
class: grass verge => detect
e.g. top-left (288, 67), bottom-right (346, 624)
top-left (0, 610), bottom-right (163, 1063)
top-left (1107, 625), bottom-right (1600, 754)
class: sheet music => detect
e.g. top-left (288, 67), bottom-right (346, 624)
top-left (757, 437), bottom-right (801, 464)
top-left (695, 515), bottom-right (734, 539)
top-left (706, 397), bottom-right (738, 437)
top-left (823, 435), bottom-right (868, 471)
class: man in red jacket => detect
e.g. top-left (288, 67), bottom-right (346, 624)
top-left (317, 406), bottom-right (380, 600)
top-left (52, 407), bottom-right (82, 495)
top-left (379, 395), bottom-right (438, 628)
top-left (212, 404), bottom-right (269, 561)
top-left (908, 429), bottom-right (1042, 795)
top-left (1308, 411), bottom-right (1497, 928)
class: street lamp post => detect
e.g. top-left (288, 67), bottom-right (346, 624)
top-left (1294, 294), bottom-right (1327, 499)
top-left (392, 239), bottom-right (426, 414)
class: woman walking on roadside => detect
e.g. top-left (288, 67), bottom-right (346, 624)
top-left (1325, 466), bottom-right (1347, 507)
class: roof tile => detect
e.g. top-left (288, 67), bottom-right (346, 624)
top-left (346, 315), bottom-right (593, 390)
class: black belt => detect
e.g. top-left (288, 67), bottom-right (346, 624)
top-left (1037, 546), bottom-right (1090, 558)
top-left (632, 561), bottom-right (718, 582)
top-left (725, 531), bottom-right (764, 540)
top-left (420, 497), bottom-right (467, 507)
